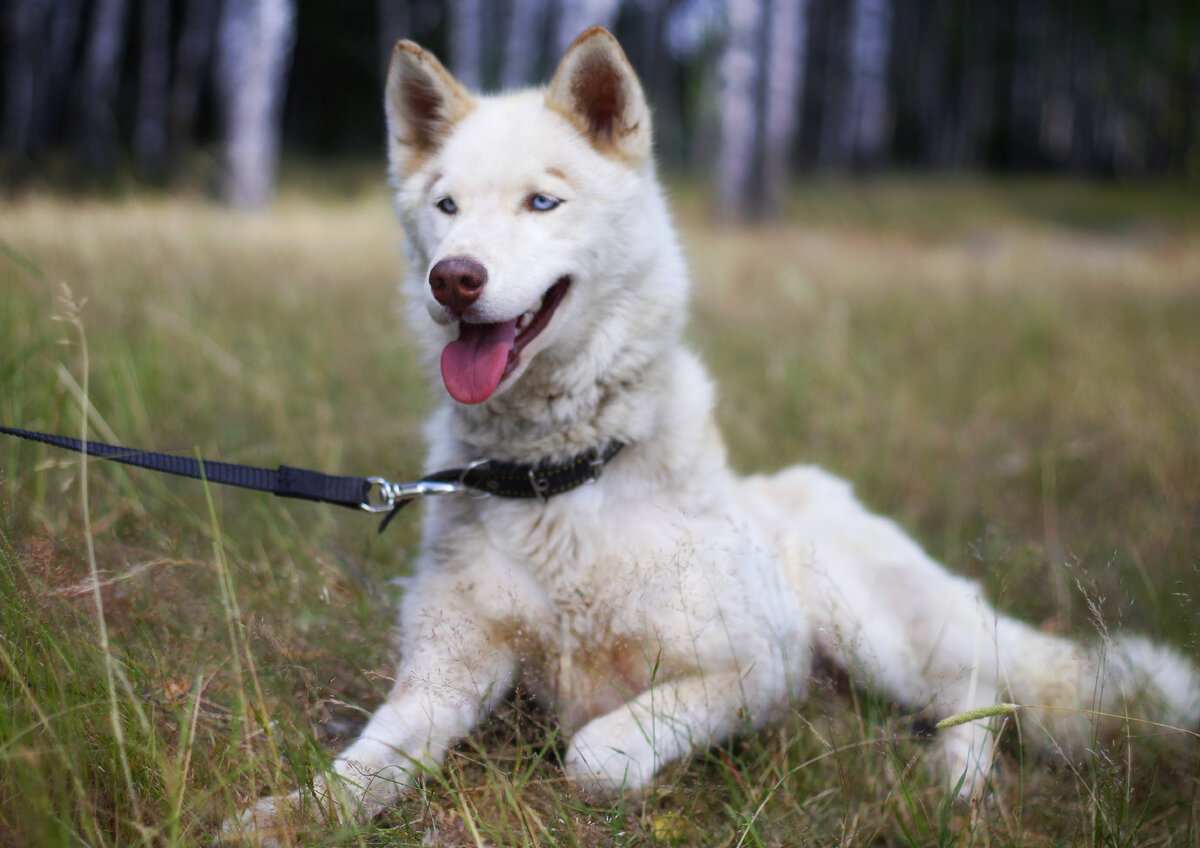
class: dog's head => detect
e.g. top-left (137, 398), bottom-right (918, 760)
top-left (384, 28), bottom-right (685, 407)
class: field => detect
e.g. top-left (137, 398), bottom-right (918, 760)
top-left (2, 176), bottom-right (1199, 846)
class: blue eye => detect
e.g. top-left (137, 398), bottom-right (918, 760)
top-left (528, 193), bottom-right (560, 212)
top-left (436, 197), bottom-right (457, 214)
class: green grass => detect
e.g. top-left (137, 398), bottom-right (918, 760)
top-left (2, 176), bottom-right (1198, 846)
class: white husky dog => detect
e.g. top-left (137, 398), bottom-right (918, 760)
top-left (229, 27), bottom-right (1198, 841)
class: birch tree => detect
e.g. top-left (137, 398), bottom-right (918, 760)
top-left (555, 0), bottom-right (623, 56)
top-left (379, 0), bottom-right (410, 77)
top-left (216, 0), bottom-right (296, 209)
top-left (449, 0), bottom-right (484, 89)
top-left (502, 0), bottom-right (550, 87)
top-left (715, 0), bottom-right (764, 221)
top-left (842, 0), bottom-right (892, 168)
top-left (762, 0), bottom-right (809, 214)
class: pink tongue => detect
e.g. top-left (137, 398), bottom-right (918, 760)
top-left (440, 319), bottom-right (519, 404)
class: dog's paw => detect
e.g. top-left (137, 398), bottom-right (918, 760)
top-left (930, 725), bottom-right (996, 800)
top-left (216, 782), bottom-right (351, 847)
top-left (563, 725), bottom-right (657, 799)
top-left (216, 792), bottom-right (304, 847)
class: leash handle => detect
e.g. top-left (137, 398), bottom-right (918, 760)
top-left (2, 425), bottom-right (625, 534)
top-left (0, 425), bottom-right (372, 510)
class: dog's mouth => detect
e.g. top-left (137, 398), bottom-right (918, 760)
top-left (440, 276), bottom-right (571, 404)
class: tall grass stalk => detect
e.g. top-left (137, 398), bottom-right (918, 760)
top-left (198, 459), bottom-right (282, 776)
top-left (0, 634), bottom-right (103, 844)
top-left (938, 701), bottom-right (1200, 740)
top-left (55, 285), bottom-right (146, 841)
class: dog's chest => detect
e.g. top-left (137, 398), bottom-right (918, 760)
top-left (510, 592), bottom-right (655, 728)
top-left (481, 495), bottom-right (754, 727)
top-left (484, 501), bottom-right (672, 725)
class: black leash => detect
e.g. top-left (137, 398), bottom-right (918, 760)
top-left (0, 425), bottom-right (624, 533)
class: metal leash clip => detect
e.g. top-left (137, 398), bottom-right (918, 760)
top-left (460, 458), bottom-right (493, 499)
top-left (361, 476), bottom-right (464, 513)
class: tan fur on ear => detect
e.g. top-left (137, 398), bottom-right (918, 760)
top-left (385, 40), bottom-right (475, 178)
top-left (546, 27), bottom-right (652, 162)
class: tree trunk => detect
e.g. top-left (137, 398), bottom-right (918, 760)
top-left (843, 0), bottom-right (892, 169)
top-left (2, 0), bottom-right (47, 159)
top-left (555, 0), bottom-right (623, 56)
top-left (216, 0), bottom-right (296, 209)
top-left (33, 0), bottom-right (86, 152)
top-left (378, 0), bottom-right (410, 78)
top-left (814, 0), bottom-right (849, 168)
top-left (169, 0), bottom-right (216, 164)
top-left (134, 0), bottom-right (171, 179)
top-left (77, 0), bottom-right (130, 173)
top-left (449, 0), bottom-right (484, 89)
top-left (502, 0), bottom-right (549, 88)
top-left (715, 0), bottom-right (764, 222)
top-left (953, 3), bottom-right (992, 168)
top-left (919, 0), bottom-right (951, 167)
top-left (762, 0), bottom-right (808, 214)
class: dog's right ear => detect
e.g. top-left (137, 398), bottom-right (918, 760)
top-left (546, 27), bottom-right (651, 163)
top-left (384, 41), bottom-right (475, 178)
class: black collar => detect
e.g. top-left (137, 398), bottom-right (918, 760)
top-left (377, 440), bottom-right (626, 531)
top-left (441, 440), bottom-right (625, 500)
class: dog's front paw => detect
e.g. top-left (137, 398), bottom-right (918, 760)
top-left (931, 724), bottom-right (997, 800)
top-left (564, 725), bottom-right (657, 799)
top-left (217, 792), bottom-right (304, 847)
top-left (217, 781), bottom-right (351, 847)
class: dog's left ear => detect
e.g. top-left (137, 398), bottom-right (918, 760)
top-left (385, 40), bottom-right (475, 179)
top-left (546, 27), bottom-right (651, 163)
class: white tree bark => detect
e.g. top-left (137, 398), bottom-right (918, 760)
top-left (378, 0), bottom-right (409, 77)
top-left (716, 0), bottom-right (764, 221)
top-left (762, 0), bottom-right (808, 213)
top-left (216, 0), bottom-right (296, 209)
top-left (449, 0), bottom-right (484, 89)
top-left (555, 0), bottom-right (623, 56)
top-left (843, 0), bottom-right (892, 167)
top-left (502, 0), bottom-right (549, 88)
top-left (134, 0), bottom-right (171, 176)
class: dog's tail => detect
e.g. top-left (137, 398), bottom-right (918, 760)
top-left (997, 621), bottom-right (1200, 756)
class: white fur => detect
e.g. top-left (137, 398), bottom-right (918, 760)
top-left (224, 28), bottom-right (1199, 845)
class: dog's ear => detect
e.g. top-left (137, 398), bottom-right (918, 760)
top-left (546, 27), bottom-right (651, 162)
top-left (384, 41), bottom-right (475, 178)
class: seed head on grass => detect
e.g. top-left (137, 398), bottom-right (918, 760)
top-left (936, 703), bottom-right (1021, 729)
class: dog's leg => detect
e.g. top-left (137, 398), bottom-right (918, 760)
top-left (563, 666), bottom-right (787, 797)
top-left (329, 640), bottom-right (517, 817)
top-left (221, 595), bottom-right (515, 844)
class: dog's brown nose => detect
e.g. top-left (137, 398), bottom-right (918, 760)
top-left (430, 257), bottom-right (487, 316)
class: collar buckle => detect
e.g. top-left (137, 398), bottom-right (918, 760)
top-left (362, 476), bottom-right (464, 513)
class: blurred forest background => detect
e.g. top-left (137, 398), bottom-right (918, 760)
top-left (4, 0), bottom-right (1200, 218)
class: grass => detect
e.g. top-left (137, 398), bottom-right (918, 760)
top-left (1, 174), bottom-right (1199, 846)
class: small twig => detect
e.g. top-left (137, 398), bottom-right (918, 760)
top-left (52, 557), bottom-right (206, 598)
